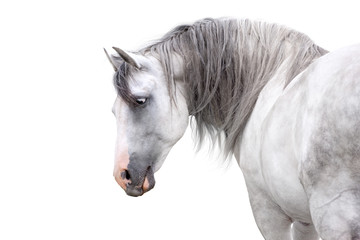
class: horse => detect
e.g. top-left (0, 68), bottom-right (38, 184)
top-left (104, 18), bottom-right (360, 240)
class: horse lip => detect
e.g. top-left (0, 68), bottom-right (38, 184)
top-left (143, 166), bottom-right (156, 193)
top-left (124, 167), bottom-right (156, 197)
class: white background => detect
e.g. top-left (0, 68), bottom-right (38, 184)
top-left (1, 0), bottom-right (360, 239)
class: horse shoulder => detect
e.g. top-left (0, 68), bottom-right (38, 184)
top-left (238, 44), bottom-right (360, 224)
top-left (238, 55), bottom-right (313, 220)
top-left (297, 44), bottom-right (360, 239)
top-left (299, 44), bottom-right (360, 192)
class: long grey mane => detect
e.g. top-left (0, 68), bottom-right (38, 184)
top-left (117, 18), bottom-right (327, 157)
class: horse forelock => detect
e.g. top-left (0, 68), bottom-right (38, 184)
top-left (113, 62), bottom-right (140, 105)
top-left (137, 18), bottom-right (327, 158)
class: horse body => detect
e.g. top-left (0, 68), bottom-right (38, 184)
top-left (106, 18), bottom-right (360, 239)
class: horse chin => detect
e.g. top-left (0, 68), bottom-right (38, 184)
top-left (125, 188), bottom-right (144, 197)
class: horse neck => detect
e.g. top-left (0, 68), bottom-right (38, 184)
top-left (187, 25), bottom-right (325, 154)
top-left (149, 19), bottom-right (327, 155)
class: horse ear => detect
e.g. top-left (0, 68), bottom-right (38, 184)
top-left (112, 47), bottom-right (141, 69)
top-left (103, 48), bottom-right (118, 71)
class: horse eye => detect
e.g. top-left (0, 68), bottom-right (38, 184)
top-left (135, 98), bottom-right (147, 105)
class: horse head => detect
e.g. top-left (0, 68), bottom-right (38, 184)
top-left (105, 47), bottom-right (189, 196)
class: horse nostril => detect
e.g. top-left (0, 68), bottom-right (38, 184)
top-left (121, 169), bottom-right (131, 181)
top-left (125, 170), bottom-right (131, 180)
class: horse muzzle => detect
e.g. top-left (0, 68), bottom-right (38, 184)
top-left (114, 166), bottom-right (155, 197)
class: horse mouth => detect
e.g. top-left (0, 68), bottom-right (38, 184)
top-left (125, 167), bottom-right (155, 197)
